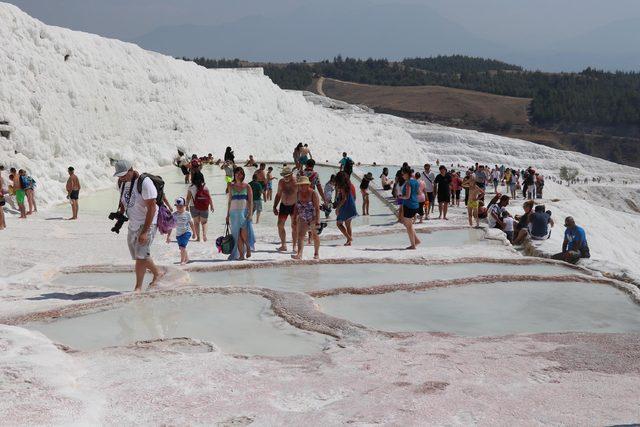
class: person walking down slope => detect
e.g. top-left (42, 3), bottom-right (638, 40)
top-left (400, 167), bottom-right (421, 249)
top-left (291, 175), bottom-right (321, 260)
top-left (273, 166), bottom-right (298, 253)
top-left (226, 167), bottom-right (255, 261)
top-left (186, 172), bottom-right (214, 242)
top-left (172, 197), bottom-right (194, 265)
top-left (113, 160), bottom-right (165, 292)
top-left (434, 166), bottom-right (452, 220)
top-left (334, 171), bottom-right (358, 246)
top-left (66, 166), bottom-right (81, 220)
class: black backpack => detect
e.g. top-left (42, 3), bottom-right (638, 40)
top-left (136, 173), bottom-right (165, 206)
top-left (344, 158), bottom-right (354, 174)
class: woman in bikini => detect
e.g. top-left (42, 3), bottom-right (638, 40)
top-left (292, 175), bottom-right (321, 260)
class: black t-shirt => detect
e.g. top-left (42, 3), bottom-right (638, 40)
top-left (434, 173), bottom-right (452, 193)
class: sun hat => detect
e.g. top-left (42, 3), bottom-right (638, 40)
top-left (296, 176), bottom-right (311, 185)
top-left (280, 166), bottom-right (293, 176)
top-left (174, 197), bottom-right (186, 206)
top-left (113, 159), bottom-right (132, 177)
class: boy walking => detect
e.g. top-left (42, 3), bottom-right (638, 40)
top-left (173, 197), bottom-right (194, 265)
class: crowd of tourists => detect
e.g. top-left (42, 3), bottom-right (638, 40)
top-left (1, 148), bottom-right (591, 291)
top-left (0, 164), bottom-right (82, 226)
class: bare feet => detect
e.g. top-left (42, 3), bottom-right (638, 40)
top-left (344, 240), bottom-right (352, 246)
top-left (291, 254), bottom-right (301, 260)
top-left (313, 254), bottom-right (319, 260)
top-left (246, 250), bottom-right (251, 259)
top-left (276, 246), bottom-right (288, 252)
top-left (406, 245), bottom-right (416, 250)
top-left (202, 236), bottom-right (207, 242)
top-left (415, 238), bottom-right (421, 245)
top-left (148, 269), bottom-right (166, 289)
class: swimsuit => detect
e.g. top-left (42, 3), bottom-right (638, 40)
top-left (278, 203), bottom-right (295, 219)
top-left (296, 199), bottom-right (315, 224)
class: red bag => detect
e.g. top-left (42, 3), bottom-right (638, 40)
top-left (194, 186), bottom-right (211, 211)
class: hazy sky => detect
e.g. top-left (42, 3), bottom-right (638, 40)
top-left (8, 0), bottom-right (640, 41)
top-left (5, 0), bottom-right (640, 71)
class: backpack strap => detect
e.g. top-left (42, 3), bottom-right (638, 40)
top-left (118, 176), bottom-right (137, 211)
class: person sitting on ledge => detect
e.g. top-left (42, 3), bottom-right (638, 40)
top-left (552, 216), bottom-right (590, 264)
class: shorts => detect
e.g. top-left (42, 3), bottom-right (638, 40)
top-left (180, 166), bottom-right (189, 176)
top-left (15, 189), bottom-right (25, 205)
top-left (427, 192), bottom-right (435, 205)
top-left (278, 203), bottom-right (295, 219)
top-left (190, 207), bottom-right (209, 219)
top-left (437, 192), bottom-right (450, 203)
top-left (69, 190), bottom-right (79, 200)
top-left (253, 199), bottom-right (263, 213)
top-left (177, 231), bottom-right (192, 248)
top-left (418, 202), bottom-right (425, 216)
top-left (403, 207), bottom-right (418, 219)
top-left (531, 234), bottom-right (548, 241)
top-left (468, 200), bottom-right (479, 209)
top-left (454, 190), bottom-right (461, 199)
top-left (127, 225), bottom-right (157, 260)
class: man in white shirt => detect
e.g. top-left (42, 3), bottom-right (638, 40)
top-left (422, 163), bottom-right (436, 215)
top-left (114, 160), bottom-right (163, 292)
top-left (488, 195), bottom-right (510, 229)
top-left (491, 168), bottom-right (501, 193)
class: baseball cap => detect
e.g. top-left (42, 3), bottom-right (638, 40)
top-left (113, 159), bottom-right (132, 177)
top-left (174, 197), bottom-right (186, 206)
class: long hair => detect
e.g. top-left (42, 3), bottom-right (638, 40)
top-left (233, 166), bottom-right (245, 183)
top-left (334, 171), bottom-right (350, 192)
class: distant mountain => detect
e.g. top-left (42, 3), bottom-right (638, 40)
top-left (505, 18), bottom-right (640, 71)
top-left (132, 0), bottom-right (506, 62)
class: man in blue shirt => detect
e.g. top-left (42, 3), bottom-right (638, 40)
top-left (339, 152), bottom-right (354, 176)
top-left (552, 217), bottom-right (590, 264)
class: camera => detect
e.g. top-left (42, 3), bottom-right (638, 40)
top-left (108, 211), bottom-right (128, 234)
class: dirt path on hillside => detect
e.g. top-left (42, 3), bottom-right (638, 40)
top-left (316, 76), bottom-right (326, 97)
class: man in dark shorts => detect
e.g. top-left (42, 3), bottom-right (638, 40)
top-left (65, 166), bottom-right (81, 220)
top-left (421, 164), bottom-right (435, 214)
top-left (434, 165), bottom-right (452, 220)
top-left (255, 163), bottom-right (268, 201)
top-left (273, 166), bottom-right (298, 252)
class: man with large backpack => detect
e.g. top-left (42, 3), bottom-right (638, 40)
top-left (113, 160), bottom-right (166, 292)
top-left (339, 152), bottom-right (354, 176)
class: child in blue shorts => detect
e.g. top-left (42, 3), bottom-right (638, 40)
top-left (173, 197), bottom-right (194, 265)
